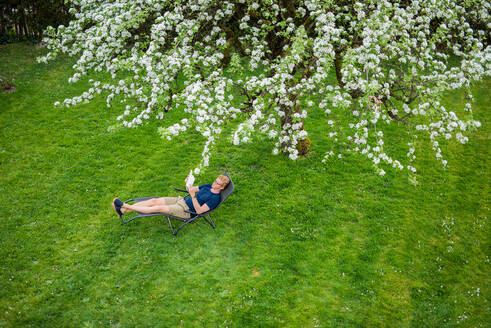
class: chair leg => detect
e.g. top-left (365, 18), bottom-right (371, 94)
top-left (174, 216), bottom-right (200, 235)
top-left (166, 217), bottom-right (176, 235)
top-left (120, 215), bottom-right (143, 224)
top-left (204, 214), bottom-right (216, 229)
top-left (160, 215), bottom-right (217, 236)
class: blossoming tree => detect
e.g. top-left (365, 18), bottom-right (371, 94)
top-left (39, 0), bottom-right (490, 175)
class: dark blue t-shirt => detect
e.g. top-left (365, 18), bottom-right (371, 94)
top-left (185, 184), bottom-right (221, 216)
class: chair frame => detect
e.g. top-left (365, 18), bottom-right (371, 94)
top-left (119, 173), bottom-right (234, 235)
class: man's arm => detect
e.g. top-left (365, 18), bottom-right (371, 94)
top-left (187, 186), bottom-right (211, 214)
top-left (189, 195), bottom-right (210, 214)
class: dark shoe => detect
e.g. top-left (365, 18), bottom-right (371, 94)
top-left (112, 198), bottom-right (124, 217)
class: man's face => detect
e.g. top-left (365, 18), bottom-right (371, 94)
top-left (212, 177), bottom-right (225, 190)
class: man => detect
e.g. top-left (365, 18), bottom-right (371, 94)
top-left (112, 174), bottom-right (230, 219)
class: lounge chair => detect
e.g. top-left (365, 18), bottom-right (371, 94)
top-left (119, 173), bottom-right (234, 235)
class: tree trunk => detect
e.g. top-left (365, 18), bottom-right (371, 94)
top-left (334, 48), bottom-right (364, 99)
top-left (334, 49), bottom-right (344, 88)
top-left (20, 9), bottom-right (27, 39)
top-left (279, 92), bottom-right (310, 156)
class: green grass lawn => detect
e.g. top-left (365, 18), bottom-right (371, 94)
top-left (0, 42), bottom-right (489, 328)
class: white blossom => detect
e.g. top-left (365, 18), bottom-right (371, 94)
top-left (39, 0), bottom-right (489, 176)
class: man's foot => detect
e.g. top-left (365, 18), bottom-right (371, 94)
top-left (112, 198), bottom-right (124, 218)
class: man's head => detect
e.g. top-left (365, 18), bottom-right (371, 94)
top-left (212, 174), bottom-right (230, 191)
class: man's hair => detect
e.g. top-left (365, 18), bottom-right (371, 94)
top-left (218, 175), bottom-right (230, 189)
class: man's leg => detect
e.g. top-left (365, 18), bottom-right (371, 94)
top-left (121, 197), bottom-right (179, 214)
top-left (122, 202), bottom-right (170, 214)
top-left (120, 198), bottom-right (155, 214)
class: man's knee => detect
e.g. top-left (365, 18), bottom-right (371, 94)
top-left (155, 205), bottom-right (169, 213)
top-left (151, 198), bottom-right (163, 206)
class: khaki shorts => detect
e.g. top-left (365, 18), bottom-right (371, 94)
top-left (160, 196), bottom-right (191, 219)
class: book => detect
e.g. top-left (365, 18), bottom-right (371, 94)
top-left (186, 170), bottom-right (195, 188)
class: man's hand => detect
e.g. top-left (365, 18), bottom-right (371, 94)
top-left (186, 184), bottom-right (199, 195)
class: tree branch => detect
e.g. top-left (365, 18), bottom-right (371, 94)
top-left (384, 99), bottom-right (415, 126)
